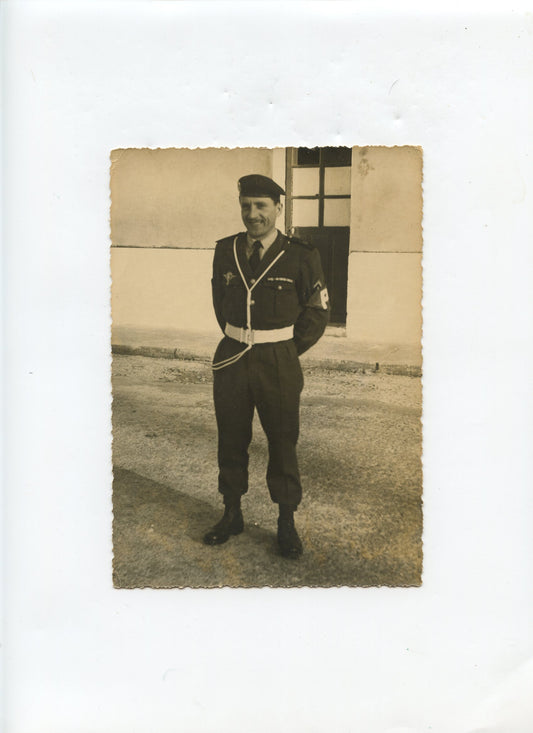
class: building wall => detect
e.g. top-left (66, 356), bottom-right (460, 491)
top-left (346, 146), bottom-right (423, 351)
top-left (111, 147), bottom-right (277, 334)
top-left (111, 248), bottom-right (218, 333)
top-left (110, 147), bottom-right (274, 248)
top-left (346, 252), bottom-right (422, 344)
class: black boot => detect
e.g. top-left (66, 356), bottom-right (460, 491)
top-left (277, 505), bottom-right (302, 559)
top-left (203, 503), bottom-right (244, 546)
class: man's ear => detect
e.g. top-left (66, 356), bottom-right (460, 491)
top-left (276, 202), bottom-right (283, 218)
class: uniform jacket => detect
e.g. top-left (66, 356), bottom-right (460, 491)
top-left (212, 230), bottom-right (329, 355)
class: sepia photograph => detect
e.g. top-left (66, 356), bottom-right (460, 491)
top-left (110, 145), bottom-right (423, 588)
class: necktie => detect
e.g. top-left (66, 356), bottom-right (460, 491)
top-left (249, 240), bottom-right (263, 273)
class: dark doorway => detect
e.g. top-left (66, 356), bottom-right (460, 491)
top-left (285, 147), bottom-right (351, 325)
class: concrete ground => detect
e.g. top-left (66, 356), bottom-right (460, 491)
top-left (112, 354), bottom-right (423, 589)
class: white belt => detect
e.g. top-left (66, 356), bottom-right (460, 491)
top-left (225, 323), bottom-right (294, 345)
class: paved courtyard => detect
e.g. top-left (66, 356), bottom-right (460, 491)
top-left (112, 354), bottom-right (423, 588)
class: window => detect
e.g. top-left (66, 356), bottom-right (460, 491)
top-left (287, 147), bottom-right (352, 229)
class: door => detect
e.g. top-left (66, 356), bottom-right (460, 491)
top-left (285, 147), bottom-right (351, 325)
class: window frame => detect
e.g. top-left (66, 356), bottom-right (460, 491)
top-left (285, 147), bottom-right (352, 229)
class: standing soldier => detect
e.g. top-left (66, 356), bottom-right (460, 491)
top-left (204, 174), bottom-right (329, 558)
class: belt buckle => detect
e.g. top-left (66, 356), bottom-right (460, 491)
top-left (241, 327), bottom-right (254, 345)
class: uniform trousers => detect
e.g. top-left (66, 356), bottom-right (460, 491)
top-left (213, 336), bottom-right (304, 507)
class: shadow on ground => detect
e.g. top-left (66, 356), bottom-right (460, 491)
top-left (113, 464), bottom-right (421, 590)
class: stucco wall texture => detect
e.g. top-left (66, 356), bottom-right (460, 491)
top-left (347, 146), bottom-right (422, 350)
top-left (110, 147), bottom-right (273, 248)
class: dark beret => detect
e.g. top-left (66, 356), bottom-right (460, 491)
top-left (238, 174), bottom-right (285, 199)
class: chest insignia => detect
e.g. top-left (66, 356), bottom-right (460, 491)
top-left (223, 271), bottom-right (236, 285)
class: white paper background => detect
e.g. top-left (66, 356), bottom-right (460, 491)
top-left (3, 2), bottom-right (533, 732)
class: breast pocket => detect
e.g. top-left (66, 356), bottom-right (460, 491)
top-left (223, 278), bottom-right (247, 321)
top-left (261, 280), bottom-right (300, 319)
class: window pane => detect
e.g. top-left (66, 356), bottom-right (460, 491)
top-left (292, 199), bottom-right (319, 227)
top-left (324, 166), bottom-right (351, 195)
top-left (322, 146), bottom-right (352, 166)
top-left (324, 198), bottom-right (351, 226)
top-left (297, 147), bottom-right (320, 165)
top-left (292, 167), bottom-right (320, 196)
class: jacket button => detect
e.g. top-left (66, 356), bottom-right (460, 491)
top-left (250, 278), bottom-right (256, 284)
top-left (277, 285), bottom-right (282, 290)
top-left (250, 300), bottom-right (255, 305)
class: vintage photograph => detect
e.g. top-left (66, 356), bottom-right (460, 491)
top-left (110, 146), bottom-right (423, 588)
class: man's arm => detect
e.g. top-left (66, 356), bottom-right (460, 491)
top-left (293, 246), bottom-right (330, 355)
top-left (211, 244), bottom-right (226, 333)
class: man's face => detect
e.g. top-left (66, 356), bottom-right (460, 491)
top-left (240, 196), bottom-right (282, 239)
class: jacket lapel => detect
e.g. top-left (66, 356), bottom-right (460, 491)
top-left (254, 231), bottom-right (284, 279)
top-left (235, 231), bottom-right (286, 285)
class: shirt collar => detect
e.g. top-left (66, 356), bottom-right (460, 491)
top-left (246, 228), bottom-right (279, 252)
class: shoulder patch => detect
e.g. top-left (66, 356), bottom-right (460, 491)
top-left (307, 285), bottom-right (330, 310)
